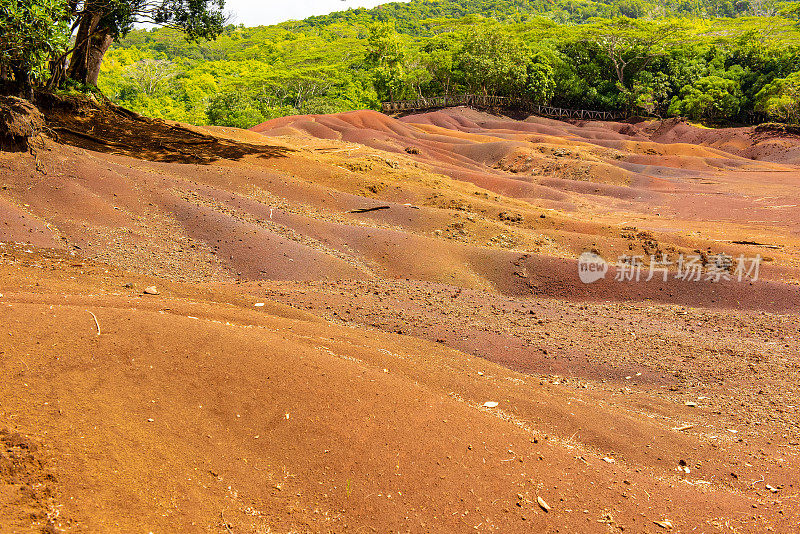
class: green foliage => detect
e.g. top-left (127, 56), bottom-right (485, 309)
top-left (0, 0), bottom-right (70, 95)
top-left (155, 0), bottom-right (226, 40)
top-left (524, 55), bottom-right (556, 104)
top-left (412, 25), bottom-right (557, 102)
top-left (668, 75), bottom-right (743, 120)
top-left (99, 23), bottom-right (379, 126)
top-left (365, 23), bottom-right (409, 101)
top-left (207, 91), bottom-right (267, 128)
top-left (65, 0), bottom-right (227, 87)
top-left (458, 26), bottom-right (529, 95)
top-left (95, 1), bottom-right (800, 127)
top-left (123, 59), bottom-right (177, 96)
top-left (755, 71), bottom-right (800, 123)
top-left (86, 0), bottom-right (226, 43)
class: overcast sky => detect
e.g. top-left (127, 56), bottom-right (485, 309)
top-left (223, 1), bottom-right (409, 27)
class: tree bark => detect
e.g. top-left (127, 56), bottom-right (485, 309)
top-left (0, 64), bottom-right (10, 96)
top-left (0, 63), bottom-right (33, 99)
top-left (67, 10), bottom-right (114, 86)
top-left (84, 31), bottom-right (114, 85)
top-left (6, 65), bottom-right (33, 99)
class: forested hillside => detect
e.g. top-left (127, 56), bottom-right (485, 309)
top-left (97, 0), bottom-right (800, 127)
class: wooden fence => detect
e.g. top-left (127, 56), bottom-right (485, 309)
top-left (381, 94), bottom-right (625, 121)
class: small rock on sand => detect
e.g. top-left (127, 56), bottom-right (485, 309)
top-left (537, 496), bottom-right (551, 512)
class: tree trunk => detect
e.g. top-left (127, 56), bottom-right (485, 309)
top-left (0, 65), bottom-right (11, 96)
top-left (0, 63), bottom-right (32, 99)
top-left (6, 65), bottom-right (33, 99)
top-left (67, 10), bottom-right (114, 86)
top-left (0, 64), bottom-right (7, 93)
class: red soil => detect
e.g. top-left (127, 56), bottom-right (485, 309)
top-left (0, 101), bottom-right (799, 532)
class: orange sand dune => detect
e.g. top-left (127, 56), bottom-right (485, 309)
top-left (1, 103), bottom-right (799, 532)
top-left (2, 245), bottom-right (799, 533)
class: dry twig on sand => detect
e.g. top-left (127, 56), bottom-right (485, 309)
top-left (347, 206), bottom-right (390, 214)
top-left (88, 311), bottom-right (101, 336)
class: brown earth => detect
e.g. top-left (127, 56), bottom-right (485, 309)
top-left (0, 99), bottom-right (799, 532)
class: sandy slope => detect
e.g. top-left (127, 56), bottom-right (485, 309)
top-left (1, 245), bottom-right (798, 533)
top-left (1, 103), bottom-right (799, 532)
top-left (3, 105), bottom-right (800, 308)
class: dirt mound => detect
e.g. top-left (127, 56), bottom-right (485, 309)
top-left (37, 93), bottom-right (293, 164)
top-left (622, 117), bottom-right (800, 165)
top-left (252, 107), bottom-right (800, 284)
top-left (0, 96), bottom-right (45, 151)
top-left (0, 103), bottom-right (796, 303)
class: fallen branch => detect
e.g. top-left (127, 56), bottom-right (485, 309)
top-left (220, 510), bottom-right (234, 534)
top-left (347, 206), bottom-right (391, 214)
top-left (88, 311), bottom-right (100, 336)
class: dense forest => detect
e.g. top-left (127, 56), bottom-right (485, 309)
top-left (85, 0), bottom-right (800, 127)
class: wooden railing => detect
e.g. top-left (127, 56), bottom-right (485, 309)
top-left (381, 94), bottom-right (625, 121)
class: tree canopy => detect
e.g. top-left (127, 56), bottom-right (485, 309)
top-left (3, 0), bottom-right (800, 127)
top-left (0, 0), bottom-right (71, 97)
top-left (0, 0), bottom-right (225, 95)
